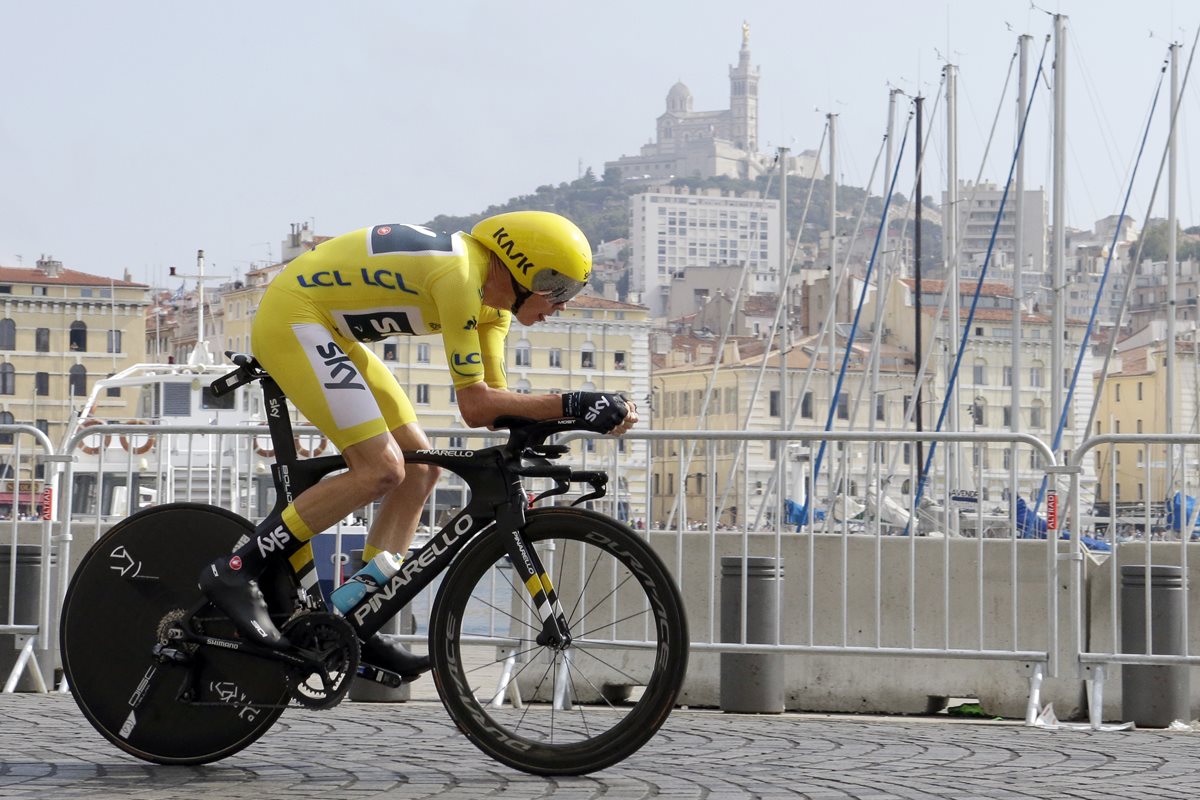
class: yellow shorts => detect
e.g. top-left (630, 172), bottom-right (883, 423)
top-left (250, 287), bottom-right (416, 451)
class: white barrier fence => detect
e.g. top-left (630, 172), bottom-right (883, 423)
top-left (6, 422), bottom-right (1197, 726)
top-left (0, 425), bottom-right (60, 692)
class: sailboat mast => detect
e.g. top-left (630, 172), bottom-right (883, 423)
top-left (1167, 43), bottom-right (1179, 444)
top-left (945, 64), bottom-right (961, 496)
top-left (914, 95), bottom-right (925, 476)
top-left (196, 249), bottom-right (206, 349)
top-left (1013, 34), bottom-right (1030, 512)
top-left (1051, 15), bottom-right (1067, 459)
top-left (827, 112), bottom-right (838, 434)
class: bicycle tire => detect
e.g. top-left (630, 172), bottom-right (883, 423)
top-left (60, 503), bottom-right (294, 765)
top-left (430, 506), bottom-right (688, 775)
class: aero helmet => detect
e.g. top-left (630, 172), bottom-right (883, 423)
top-left (471, 211), bottom-right (592, 305)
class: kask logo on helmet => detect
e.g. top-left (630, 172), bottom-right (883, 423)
top-left (489, 227), bottom-right (535, 275)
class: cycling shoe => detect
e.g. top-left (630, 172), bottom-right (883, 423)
top-left (198, 557), bottom-right (290, 649)
top-left (360, 632), bottom-right (430, 682)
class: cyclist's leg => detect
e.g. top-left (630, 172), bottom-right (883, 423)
top-left (201, 299), bottom-right (400, 645)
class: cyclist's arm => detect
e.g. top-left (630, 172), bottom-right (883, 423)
top-left (456, 382), bottom-right (563, 429)
top-left (476, 306), bottom-right (510, 390)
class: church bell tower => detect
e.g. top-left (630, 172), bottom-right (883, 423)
top-left (729, 21), bottom-right (760, 153)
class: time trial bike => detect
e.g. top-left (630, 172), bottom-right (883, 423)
top-left (59, 353), bottom-right (689, 775)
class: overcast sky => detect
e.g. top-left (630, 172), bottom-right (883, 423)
top-left (1, 1), bottom-right (1197, 286)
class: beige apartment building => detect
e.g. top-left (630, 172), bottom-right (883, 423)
top-left (0, 257), bottom-right (148, 505)
top-left (1091, 337), bottom-right (1200, 512)
top-left (650, 333), bottom-right (914, 528)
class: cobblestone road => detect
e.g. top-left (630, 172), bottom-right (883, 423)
top-left (3, 692), bottom-right (1200, 799)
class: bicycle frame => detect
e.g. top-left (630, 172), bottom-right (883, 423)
top-left (238, 363), bottom-right (578, 648)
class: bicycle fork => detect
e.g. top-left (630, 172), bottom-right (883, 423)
top-left (501, 523), bottom-right (571, 649)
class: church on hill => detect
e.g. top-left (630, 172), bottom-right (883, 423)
top-left (605, 23), bottom-right (822, 183)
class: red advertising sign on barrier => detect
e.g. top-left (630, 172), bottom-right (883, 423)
top-left (1047, 491), bottom-right (1058, 531)
top-left (40, 486), bottom-right (53, 521)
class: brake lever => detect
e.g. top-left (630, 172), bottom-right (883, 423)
top-left (571, 472), bottom-right (608, 507)
top-left (530, 479), bottom-right (571, 505)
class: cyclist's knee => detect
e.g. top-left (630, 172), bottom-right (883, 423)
top-left (351, 452), bottom-right (406, 498)
top-left (407, 462), bottom-right (441, 495)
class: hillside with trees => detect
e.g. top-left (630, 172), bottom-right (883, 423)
top-left (424, 168), bottom-right (944, 270)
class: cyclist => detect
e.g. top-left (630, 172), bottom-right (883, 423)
top-left (199, 211), bottom-right (637, 680)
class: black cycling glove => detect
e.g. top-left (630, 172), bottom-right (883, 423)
top-left (561, 391), bottom-right (629, 434)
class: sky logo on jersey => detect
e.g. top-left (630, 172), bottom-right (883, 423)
top-left (450, 352), bottom-right (482, 378)
top-left (315, 342), bottom-right (367, 390)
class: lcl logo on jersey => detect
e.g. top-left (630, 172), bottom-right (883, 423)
top-left (315, 342), bottom-right (366, 391)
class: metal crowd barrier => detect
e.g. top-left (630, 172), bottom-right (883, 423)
top-left (0, 425), bottom-right (60, 693)
top-left (1069, 433), bottom-right (1200, 728)
top-left (564, 428), bottom-right (1062, 720)
top-left (38, 423), bottom-right (1078, 722)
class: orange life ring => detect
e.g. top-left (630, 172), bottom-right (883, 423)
top-left (254, 436), bottom-right (276, 458)
top-left (296, 434), bottom-right (329, 458)
top-left (256, 435), bottom-right (328, 460)
top-left (119, 420), bottom-right (156, 455)
top-left (76, 418), bottom-right (111, 456)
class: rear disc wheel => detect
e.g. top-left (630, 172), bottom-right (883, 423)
top-left (60, 504), bottom-right (294, 764)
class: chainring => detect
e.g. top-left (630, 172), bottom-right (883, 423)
top-left (281, 611), bottom-right (360, 710)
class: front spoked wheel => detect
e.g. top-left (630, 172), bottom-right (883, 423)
top-left (430, 507), bottom-right (688, 775)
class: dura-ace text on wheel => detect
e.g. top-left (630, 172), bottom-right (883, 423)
top-left (430, 506), bottom-right (688, 776)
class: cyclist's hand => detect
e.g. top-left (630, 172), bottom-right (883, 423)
top-left (561, 391), bottom-right (637, 435)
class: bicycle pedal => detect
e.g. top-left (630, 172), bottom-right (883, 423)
top-left (356, 662), bottom-right (403, 688)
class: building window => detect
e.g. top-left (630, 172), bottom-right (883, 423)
top-left (1137, 382), bottom-right (1143, 401)
top-left (549, 349), bottom-right (562, 368)
top-left (0, 319), bottom-right (13, 351)
top-left (875, 394), bottom-right (886, 422)
top-left (801, 391), bottom-right (813, 419)
top-left (416, 343), bottom-right (430, 363)
top-left (515, 379), bottom-right (532, 395)
top-left (1003, 366), bottom-right (1012, 387)
top-left (382, 343), bottom-right (397, 361)
top-left (0, 412), bottom-right (11, 445)
top-left (769, 390), bottom-right (780, 417)
top-left (0, 363), bottom-right (12, 395)
top-left (35, 328), bottom-right (49, 352)
top-left (105, 372), bottom-right (121, 398)
top-left (448, 385), bottom-right (456, 404)
top-left (973, 363), bottom-right (987, 385)
top-left (69, 321), bottom-right (87, 351)
top-left (69, 364), bottom-right (87, 396)
top-left (1031, 367), bottom-right (1044, 387)
top-left (515, 340), bottom-right (532, 367)
top-left (35, 372), bottom-right (49, 397)
top-left (837, 393), bottom-right (850, 420)
top-left (415, 384), bottom-right (430, 404)
top-left (614, 351), bottom-right (627, 370)
top-left (107, 329), bottom-right (122, 353)
top-left (581, 344), bottom-right (595, 369)
top-left (1003, 406), bottom-right (1013, 427)
top-left (1030, 405), bottom-right (1043, 429)
top-left (1114, 384), bottom-right (1120, 401)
